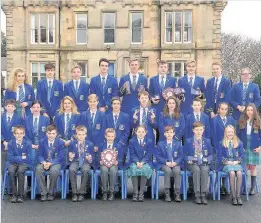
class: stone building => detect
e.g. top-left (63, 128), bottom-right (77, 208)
top-left (2, 0), bottom-right (227, 88)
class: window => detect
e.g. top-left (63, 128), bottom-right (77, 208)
top-left (108, 62), bottom-right (116, 77)
top-left (165, 11), bottom-right (192, 43)
top-left (76, 14), bottom-right (88, 44)
top-left (104, 13), bottom-right (115, 44)
top-left (31, 14), bottom-right (55, 44)
top-left (131, 12), bottom-right (143, 43)
top-left (74, 61), bottom-right (88, 82)
top-left (167, 61), bottom-right (185, 77)
top-left (31, 62), bottom-right (54, 88)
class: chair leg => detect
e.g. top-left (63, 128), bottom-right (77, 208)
top-left (256, 177), bottom-right (259, 193)
top-left (244, 173), bottom-right (249, 201)
top-left (217, 173), bottom-right (221, 201)
top-left (31, 173), bottom-right (34, 200)
top-left (1, 171), bottom-right (7, 200)
top-left (151, 173), bottom-right (154, 199)
top-left (155, 172), bottom-right (159, 200)
top-left (182, 173), bottom-right (186, 201)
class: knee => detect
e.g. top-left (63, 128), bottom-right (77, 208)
top-left (36, 164), bottom-right (43, 173)
top-left (101, 167), bottom-right (108, 174)
top-left (229, 171), bottom-right (236, 177)
top-left (49, 168), bottom-right (59, 176)
top-left (69, 166), bottom-right (77, 174)
top-left (236, 171), bottom-right (242, 177)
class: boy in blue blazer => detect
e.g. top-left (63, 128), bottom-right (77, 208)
top-left (205, 62), bottom-right (231, 118)
top-left (7, 126), bottom-right (32, 203)
top-left (90, 58), bottom-right (119, 113)
top-left (36, 63), bottom-right (64, 120)
top-left (230, 67), bottom-right (261, 120)
top-left (68, 125), bottom-right (93, 202)
top-left (35, 125), bottom-right (65, 201)
top-left (156, 126), bottom-right (183, 202)
top-left (64, 65), bottom-right (90, 113)
top-left (184, 122), bottom-right (213, 205)
top-left (119, 58), bottom-right (148, 117)
top-left (178, 60), bottom-right (206, 116)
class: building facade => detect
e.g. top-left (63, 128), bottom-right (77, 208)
top-left (2, 0), bottom-right (227, 89)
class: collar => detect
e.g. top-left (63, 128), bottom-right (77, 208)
top-left (159, 74), bottom-right (167, 79)
top-left (16, 140), bottom-right (23, 146)
top-left (48, 140), bottom-right (55, 145)
top-left (47, 78), bottom-right (54, 82)
top-left (113, 112), bottom-right (120, 116)
top-left (18, 84), bottom-right (24, 88)
top-left (90, 109), bottom-right (97, 114)
top-left (64, 112), bottom-right (72, 116)
top-left (140, 106), bottom-right (148, 111)
top-left (219, 115), bottom-right (226, 119)
top-left (6, 113), bottom-right (14, 117)
top-left (73, 79), bottom-right (80, 83)
top-left (193, 112), bottom-right (201, 116)
top-left (100, 74), bottom-right (108, 79)
top-left (243, 82), bottom-right (249, 86)
top-left (33, 115), bottom-right (40, 119)
top-left (130, 73), bottom-right (139, 77)
top-left (187, 74), bottom-right (195, 79)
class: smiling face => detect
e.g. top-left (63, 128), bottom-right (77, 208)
top-left (88, 98), bottom-right (98, 110)
top-left (246, 105), bottom-right (254, 118)
top-left (16, 72), bottom-right (26, 85)
top-left (45, 68), bottom-right (55, 79)
top-left (71, 68), bottom-right (81, 80)
top-left (212, 64), bottom-right (222, 77)
top-left (186, 62), bottom-right (196, 76)
top-left (158, 63), bottom-right (168, 76)
top-left (129, 60), bottom-right (139, 74)
top-left (241, 68), bottom-right (251, 83)
top-left (46, 130), bottom-right (57, 142)
top-left (14, 128), bottom-right (25, 142)
top-left (192, 101), bottom-right (202, 113)
top-left (164, 129), bottom-right (175, 141)
top-left (100, 61), bottom-right (109, 75)
top-left (76, 130), bottom-right (87, 142)
top-left (193, 126), bottom-right (204, 138)
top-left (31, 103), bottom-right (41, 116)
top-left (139, 94), bottom-right (149, 108)
top-left (105, 132), bottom-right (116, 144)
top-left (218, 104), bottom-right (228, 117)
top-left (136, 127), bottom-right (147, 139)
top-left (167, 98), bottom-right (176, 112)
top-left (5, 104), bottom-right (16, 113)
top-left (63, 99), bottom-right (73, 112)
top-left (225, 127), bottom-right (235, 140)
top-left (112, 99), bottom-right (121, 113)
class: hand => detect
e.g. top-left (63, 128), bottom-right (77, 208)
top-left (47, 162), bottom-right (52, 167)
top-left (94, 146), bottom-right (98, 152)
top-left (227, 161), bottom-right (234, 165)
top-left (69, 152), bottom-right (75, 160)
top-left (3, 141), bottom-right (8, 150)
top-left (99, 107), bottom-right (106, 112)
top-left (254, 147), bottom-right (261, 153)
top-left (86, 155), bottom-right (92, 163)
top-left (166, 162), bottom-right (172, 167)
top-left (43, 162), bottom-right (49, 170)
top-left (233, 161), bottom-right (239, 165)
top-left (43, 113), bottom-right (49, 118)
top-left (64, 140), bottom-right (70, 147)
top-left (139, 162), bottom-right (144, 168)
top-left (32, 144), bottom-right (39, 149)
top-left (21, 102), bottom-right (28, 108)
top-left (150, 111), bottom-right (156, 120)
top-left (151, 98), bottom-right (159, 104)
top-left (172, 162), bottom-right (177, 167)
top-left (210, 112), bottom-right (216, 119)
top-left (133, 110), bottom-right (139, 120)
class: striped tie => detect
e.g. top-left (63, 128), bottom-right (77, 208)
top-left (102, 77), bottom-right (106, 94)
top-left (91, 113), bottom-right (94, 128)
top-left (7, 116), bottom-right (11, 126)
top-left (196, 114), bottom-right (200, 122)
top-left (47, 81), bottom-right (52, 104)
top-left (33, 117), bottom-right (38, 135)
top-left (132, 75), bottom-right (137, 90)
top-left (65, 114), bottom-right (70, 136)
top-left (75, 80), bottom-right (79, 94)
top-left (243, 84), bottom-right (248, 105)
top-left (189, 77), bottom-right (193, 88)
top-left (142, 108), bottom-right (147, 124)
top-left (214, 78), bottom-right (218, 101)
top-left (18, 85), bottom-right (25, 102)
top-left (160, 76), bottom-right (165, 91)
top-left (114, 115), bottom-right (118, 128)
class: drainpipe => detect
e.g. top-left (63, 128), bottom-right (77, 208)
top-left (58, 0), bottom-right (61, 79)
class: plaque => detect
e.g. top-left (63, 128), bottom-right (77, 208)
top-left (101, 149), bottom-right (118, 168)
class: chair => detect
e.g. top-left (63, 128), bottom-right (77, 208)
top-left (63, 169), bottom-right (94, 199)
top-left (94, 169), bottom-right (125, 200)
top-left (155, 170), bottom-right (185, 200)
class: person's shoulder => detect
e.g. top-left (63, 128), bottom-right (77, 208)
top-left (157, 140), bottom-right (165, 147)
top-left (86, 140), bottom-right (94, 147)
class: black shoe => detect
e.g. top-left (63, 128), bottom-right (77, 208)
top-left (72, 194), bottom-right (78, 202)
top-left (108, 193), bottom-right (115, 201)
top-left (102, 193), bottom-right (108, 201)
top-left (194, 197), bottom-right (202, 205)
top-left (237, 197), bottom-right (243, 205)
top-left (78, 194), bottom-right (85, 202)
top-left (174, 194), bottom-right (181, 202)
top-left (10, 195), bottom-right (17, 203)
top-left (187, 187), bottom-right (194, 196)
top-left (132, 193), bottom-right (138, 202)
top-left (232, 197), bottom-right (237, 205)
top-left (201, 196), bottom-right (208, 205)
top-left (16, 196), bottom-right (24, 203)
top-left (249, 188), bottom-right (256, 196)
top-left (47, 194), bottom-right (54, 201)
top-left (138, 193), bottom-right (144, 202)
top-left (40, 195), bottom-right (47, 202)
top-left (220, 186), bottom-right (226, 195)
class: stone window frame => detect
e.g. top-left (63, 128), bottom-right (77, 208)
top-left (76, 13), bottom-right (88, 45)
top-left (73, 61), bottom-right (89, 83)
top-left (103, 12), bottom-right (116, 44)
top-left (167, 61), bottom-right (186, 78)
top-left (130, 11), bottom-right (143, 44)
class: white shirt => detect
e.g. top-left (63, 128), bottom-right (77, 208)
top-left (64, 112), bottom-right (72, 122)
top-left (214, 75), bottom-right (222, 90)
top-left (6, 113), bottom-right (14, 122)
top-left (138, 138), bottom-right (145, 145)
top-left (159, 74), bottom-right (167, 86)
top-left (73, 79), bottom-right (80, 90)
top-left (243, 82), bottom-right (249, 88)
top-left (129, 73), bottom-right (139, 84)
top-left (107, 143), bottom-right (113, 149)
top-left (47, 79), bottom-right (54, 88)
top-left (139, 107), bottom-right (148, 125)
top-left (100, 74), bottom-right (108, 84)
top-left (193, 112), bottom-right (201, 121)
top-left (90, 110), bottom-right (97, 121)
top-left (48, 140), bottom-right (55, 148)
top-left (187, 75), bottom-right (195, 87)
top-left (113, 112), bottom-right (120, 124)
top-left (16, 141), bottom-right (23, 148)
top-left (16, 84), bottom-right (25, 101)
top-left (247, 119), bottom-right (252, 135)
top-left (33, 115), bottom-right (40, 127)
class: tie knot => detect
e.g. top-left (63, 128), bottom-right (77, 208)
top-left (102, 77), bottom-right (105, 80)
top-left (190, 77), bottom-right (193, 81)
top-left (49, 80), bottom-right (51, 85)
top-left (133, 75), bottom-right (136, 79)
top-left (50, 143), bottom-right (53, 148)
top-left (19, 85), bottom-right (23, 89)
top-left (244, 84), bottom-right (247, 88)
top-left (168, 143), bottom-right (171, 147)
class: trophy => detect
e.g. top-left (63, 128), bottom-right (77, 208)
top-left (101, 148), bottom-right (118, 168)
top-left (124, 81), bottom-right (131, 95)
top-left (47, 150), bottom-right (52, 162)
top-left (153, 94), bottom-right (160, 103)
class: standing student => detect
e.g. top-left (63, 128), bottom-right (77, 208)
top-left (64, 65), bottom-right (90, 113)
top-left (178, 60), bottom-right (205, 116)
top-left (127, 126), bottom-right (153, 202)
top-left (218, 125), bottom-right (244, 205)
top-left (230, 67), bottom-right (261, 120)
top-left (158, 96), bottom-right (185, 142)
top-left (36, 63), bottom-right (64, 121)
top-left (119, 58), bottom-right (148, 117)
top-left (68, 126), bottom-right (93, 202)
top-left (90, 58), bottom-right (118, 113)
top-left (7, 126), bottom-right (32, 203)
top-left (237, 103), bottom-right (261, 195)
top-left (184, 122), bottom-right (213, 205)
top-left (205, 62), bottom-right (231, 118)
top-left (4, 68), bottom-right (35, 118)
top-left (156, 126), bottom-right (183, 202)
top-left (36, 125), bottom-right (65, 201)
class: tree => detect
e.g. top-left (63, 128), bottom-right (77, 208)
top-left (1, 31), bottom-right (7, 57)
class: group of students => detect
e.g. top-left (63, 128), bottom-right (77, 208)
top-left (1, 58), bottom-right (261, 206)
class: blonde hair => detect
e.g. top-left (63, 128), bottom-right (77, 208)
top-left (105, 128), bottom-right (116, 135)
top-left (222, 125), bottom-right (239, 148)
top-left (7, 68), bottom-right (29, 91)
top-left (71, 65), bottom-right (82, 73)
top-left (185, 60), bottom-right (196, 67)
top-left (58, 96), bottom-right (79, 115)
top-left (212, 61), bottom-right (222, 67)
top-left (129, 58), bottom-right (139, 65)
top-left (88, 94), bottom-right (98, 102)
top-left (76, 125), bottom-right (87, 134)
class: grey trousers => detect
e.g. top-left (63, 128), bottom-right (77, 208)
top-left (1, 150), bottom-right (7, 180)
top-left (100, 165), bottom-right (118, 193)
top-left (36, 164), bottom-right (61, 196)
top-left (161, 165), bottom-right (181, 192)
top-left (8, 163), bottom-right (29, 196)
top-left (69, 162), bottom-right (91, 194)
top-left (131, 176), bottom-right (147, 194)
top-left (188, 164), bottom-right (209, 197)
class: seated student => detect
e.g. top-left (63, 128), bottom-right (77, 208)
top-left (184, 122), bottom-right (213, 205)
top-left (158, 96), bottom-right (185, 142)
top-left (7, 126), bottom-right (32, 203)
top-left (98, 128), bottom-right (125, 201)
top-left (156, 126), bottom-right (183, 202)
top-left (1, 100), bottom-right (24, 179)
top-left (218, 125), bottom-right (244, 206)
top-left (68, 125), bottom-right (93, 202)
top-left (54, 96), bottom-right (81, 147)
top-left (127, 125), bottom-right (153, 202)
top-left (36, 125), bottom-right (65, 201)
top-left (64, 65), bottom-right (90, 113)
top-left (185, 98), bottom-right (210, 140)
top-left (131, 91), bottom-right (157, 144)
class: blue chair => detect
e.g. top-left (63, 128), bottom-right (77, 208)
top-left (185, 170), bottom-right (216, 201)
top-left (94, 169), bottom-right (125, 200)
top-left (63, 169), bottom-right (94, 199)
top-left (155, 170), bottom-right (185, 200)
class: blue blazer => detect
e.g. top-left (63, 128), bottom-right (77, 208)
top-left (130, 107), bottom-right (157, 144)
top-left (158, 112), bottom-right (185, 142)
top-left (54, 113), bottom-right (80, 140)
top-left (230, 82), bottom-right (261, 120)
top-left (205, 76), bottom-right (231, 115)
top-left (155, 139), bottom-right (183, 170)
top-left (24, 115), bottom-right (50, 144)
top-left (217, 140), bottom-right (245, 171)
top-left (211, 115), bottom-right (236, 155)
top-left (178, 76), bottom-right (206, 115)
top-left (1, 113), bottom-right (24, 143)
top-left (149, 75), bottom-right (176, 118)
top-left (89, 75), bottom-right (119, 113)
top-left (80, 110), bottom-right (106, 146)
top-left (4, 84), bottom-right (35, 116)
top-left (37, 137), bottom-right (65, 166)
top-left (119, 73), bottom-right (148, 116)
top-left (64, 80), bottom-right (89, 113)
top-left (7, 138), bottom-right (32, 167)
top-left (36, 79), bottom-right (64, 118)
top-left (105, 111), bottom-right (130, 146)
top-left (185, 112), bottom-right (210, 139)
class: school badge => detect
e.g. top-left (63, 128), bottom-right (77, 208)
top-left (54, 91), bottom-right (59, 96)
top-left (249, 93), bottom-right (253, 99)
top-left (119, 124), bottom-right (125, 130)
top-left (80, 95), bottom-right (84, 100)
top-left (42, 126), bottom-right (46, 132)
top-left (100, 149), bottom-right (118, 168)
top-left (96, 124), bottom-right (101, 130)
top-left (108, 88), bottom-right (112, 94)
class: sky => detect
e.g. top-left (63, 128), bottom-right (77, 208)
top-left (1, 0), bottom-right (261, 40)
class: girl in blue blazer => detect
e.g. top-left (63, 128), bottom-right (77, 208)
top-left (237, 103), bottom-right (261, 195)
top-left (218, 125), bottom-right (245, 205)
top-left (127, 125), bottom-right (154, 202)
top-left (4, 68), bottom-right (35, 118)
